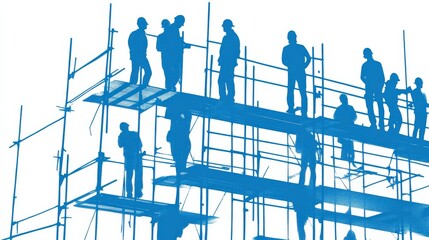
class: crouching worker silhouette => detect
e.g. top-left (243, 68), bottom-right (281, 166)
top-left (295, 128), bottom-right (318, 187)
top-left (334, 94), bottom-right (357, 166)
top-left (156, 204), bottom-right (189, 240)
top-left (118, 122), bottom-right (144, 199)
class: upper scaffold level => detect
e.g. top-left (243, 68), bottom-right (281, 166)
top-left (84, 80), bottom-right (429, 162)
top-left (154, 165), bottom-right (429, 237)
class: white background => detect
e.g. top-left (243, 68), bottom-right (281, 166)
top-left (1, 0), bottom-right (429, 239)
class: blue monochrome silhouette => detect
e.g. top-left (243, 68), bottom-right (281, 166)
top-left (360, 48), bottom-right (385, 130)
top-left (217, 19), bottom-right (240, 103)
top-left (128, 17), bottom-right (152, 86)
top-left (282, 30), bottom-right (311, 118)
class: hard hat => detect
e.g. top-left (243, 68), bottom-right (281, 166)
top-left (161, 19), bottom-right (170, 28)
top-left (137, 17), bottom-right (148, 26)
top-left (389, 73), bottom-right (399, 82)
top-left (363, 48), bottom-right (373, 56)
top-left (222, 19), bottom-right (234, 28)
top-left (174, 15), bottom-right (185, 24)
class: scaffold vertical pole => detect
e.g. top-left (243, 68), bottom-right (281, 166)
top-left (9, 105), bottom-right (23, 240)
top-left (62, 154), bottom-right (70, 240)
top-left (56, 37), bottom-right (74, 240)
top-left (319, 43), bottom-right (325, 240)
top-left (95, 4), bottom-right (114, 239)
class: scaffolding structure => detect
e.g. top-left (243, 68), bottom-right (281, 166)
top-left (5, 3), bottom-right (429, 240)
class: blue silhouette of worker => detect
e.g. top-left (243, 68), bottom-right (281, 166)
top-left (218, 19), bottom-right (240, 103)
top-left (295, 129), bottom-right (318, 187)
top-left (164, 15), bottom-right (191, 91)
top-left (166, 105), bottom-right (192, 176)
top-left (344, 229), bottom-right (357, 240)
top-left (282, 30), bottom-right (311, 118)
top-left (411, 77), bottom-right (428, 140)
top-left (360, 48), bottom-right (385, 130)
top-left (156, 204), bottom-right (189, 240)
top-left (334, 94), bottom-right (357, 165)
top-left (118, 122), bottom-right (144, 198)
top-left (293, 189), bottom-right (317, 240)
top-left (165, 104), bottom-right (192, 205)
top-left (128, 17), bottom-right (152, 87)
top-left (156, 19), bottom-right (172, 89)
top-left (383, 73), bottom-right (411, 134)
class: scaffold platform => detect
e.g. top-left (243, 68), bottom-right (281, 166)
top-left (84, 80), bottom-right (429, 163)
top-left (74, 193), bottom-right (217, 224)
top-left (154, 165), bottom-right (429, 237)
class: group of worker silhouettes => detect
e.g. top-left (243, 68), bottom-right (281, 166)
top-left (120, 15), bottom-right (427, 240)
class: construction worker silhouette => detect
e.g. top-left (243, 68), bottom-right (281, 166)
top-left (128, 17), bottom-right (152, 86)
top-left (156, 204), bottom-right (189, 240)
top-left (295, 128), bottom-right (318, 187)
top-left (293, 189), bottom-right (317, 240)
top-left (156, 19), bottom-right (172, 89)
top-left (411, 77), bottom-right (428, 140)
top-left (360, 48), bottom-right (385, 130)
top-left (118, 122), bottom-right (143, 198)
top-left (166, 105), bottom-right (192, 176)
top-left (334, 94), bottom-right (357, 165)
top-left (282, 30), bottom-right (311, 118)
top-left (343, 229), bottom-right (357, 240)
top-left (165, 104), bottom-right (192, 205)
top-left (218, 19), bottom-right (240, 103)
top-left (163, 15), bottom-right (191, 91)
top-left (382, 73), bottom-right (411, 134)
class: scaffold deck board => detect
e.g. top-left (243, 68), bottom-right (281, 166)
top-left (74, 193), bottom-right (217, 224)
top-left (83, 80), bottom-right (177, 112)
top-left (253, 236), bottom-right (286, 240)
top-left (154, 165), bottom-right (429, 236)
top-left (313, 117), bottom-right (429, 161)
top-left (84, 80), bottom-right (429, 162)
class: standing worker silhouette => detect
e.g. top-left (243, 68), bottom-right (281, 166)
top-left (164, 15), bottom-right (191, 91)
top-left (295, 128), bottom-right (318, 187)
top-left (218, 19), bottom-right (240, 103)
top-left (383, 73), bottom-right (411, 134)
top-left (411, 77), bottom-right (428, 140)
top-left (166, 104), bottom-right (192, 205)
top-left (360, 48), bottom-right (385, 130)
top-left (118, 122), bottom-right (144, 199)
top-left (156, 19), bottom-right (172, 89)
top-left (166, 105), bottom-right (192, 177)
top-left (282, 30), bottom-right (311, 118)
top-left (128, 17), bottom-right (152, 87)
top-left (334, 94), bottom-right (357, 165)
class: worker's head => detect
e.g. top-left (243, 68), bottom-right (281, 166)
top-left (161, 19), bottom-right (170, 29)
top-left (287, 30), bottom-right (297, 43)
top-left (415, 77), bottom-right (423, 88)
top-left (137, 17), bottom-right (148, 29)
top-left (339, 93), bottom-right (348, 105)
top-left (174, 15), bottom-right (185, 27)
top-left (119, 122), bottom-right (129, 131)
top-left (344, 230), bottom-right (356, 240)
top-left (389, 73), bottom-right (400, 82)
top-left (222, 19), bottom-right (234, 29)
top-left (363, 48), bottom-right (373, 59)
